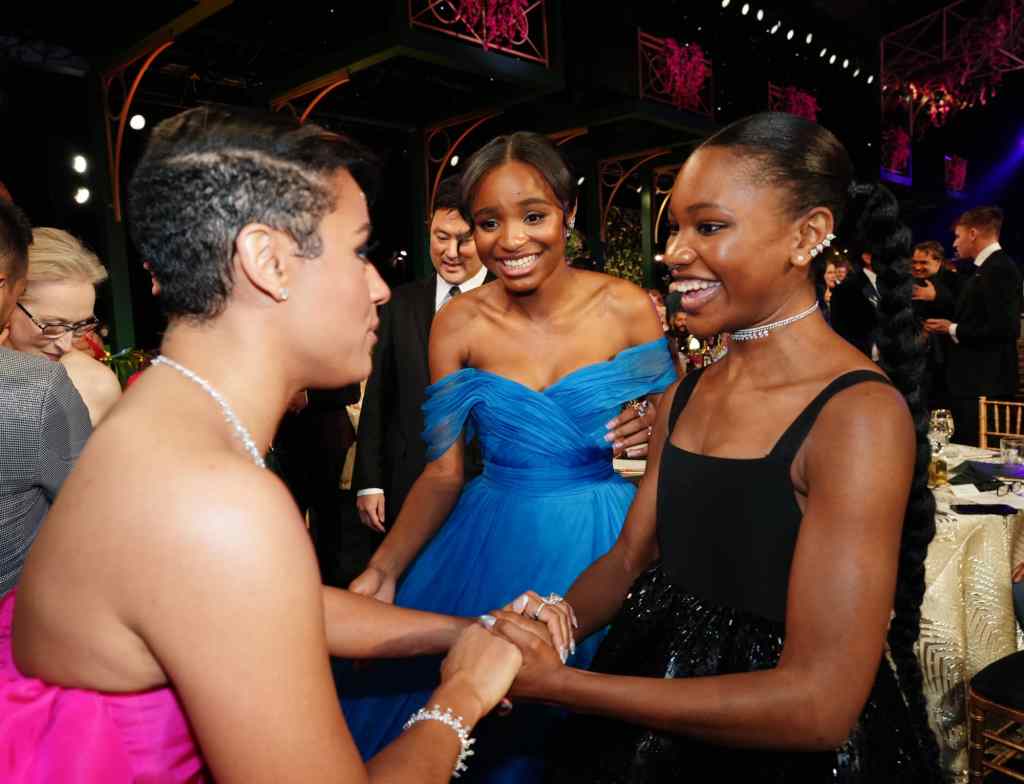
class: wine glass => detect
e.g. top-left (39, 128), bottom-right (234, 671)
top-left (928, 409), bottom-right (954, 456)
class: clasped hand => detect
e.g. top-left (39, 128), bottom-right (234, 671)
top-left (606, 396), bottom-right (658, 458)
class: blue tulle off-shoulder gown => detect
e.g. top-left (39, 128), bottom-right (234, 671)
top-left (341, 337), bottom-right (677, 782)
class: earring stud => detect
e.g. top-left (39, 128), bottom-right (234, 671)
top-left (279, 288), bottom-right (289, 301)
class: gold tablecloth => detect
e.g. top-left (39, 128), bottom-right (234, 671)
top-left (923, 447), bottom-right (1024, 782)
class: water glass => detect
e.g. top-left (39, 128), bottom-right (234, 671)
top-left (1000, 436), bottom-right (1024, 465)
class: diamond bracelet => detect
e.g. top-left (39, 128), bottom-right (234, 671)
top-left (403, 704), bottom-right (476, 778)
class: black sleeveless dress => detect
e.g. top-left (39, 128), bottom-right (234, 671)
top-left (548, 369), bottom-right (928, 783)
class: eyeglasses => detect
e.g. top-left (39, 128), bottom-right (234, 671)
top-left (16, 302), bottom-right (99, 339)
top-left (996, 481), bottom-right (1024, 497)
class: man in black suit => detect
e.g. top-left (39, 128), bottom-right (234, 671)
top-left (910, 240), bottom-right (956, 410)
top-left (925, 206), bottom-right (1022, 446)
top-left (353, 177), bottom-right (492, 532)
top-left (829, 241), bottom-right (880, 358)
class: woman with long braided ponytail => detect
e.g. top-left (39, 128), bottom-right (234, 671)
top-left (490, 113), bottom-right (943, 782)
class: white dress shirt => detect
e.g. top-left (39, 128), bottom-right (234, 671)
top-left (357, 264), bottom-right (490, 498)
top-left (950, 242), bottom-right (1001, 342)
top-left (434, 264), bottom-right (489, 312)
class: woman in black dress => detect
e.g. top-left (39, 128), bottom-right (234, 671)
top-left (494, 113), bottom-right (941, 782)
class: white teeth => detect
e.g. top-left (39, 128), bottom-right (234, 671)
top-left (678, 279), bottom-right (720, 293)
top-left (501, 254), bottom-right (538, 271)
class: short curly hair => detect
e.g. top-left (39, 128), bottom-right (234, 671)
top-left (128, 106), bottom-right (377, 322)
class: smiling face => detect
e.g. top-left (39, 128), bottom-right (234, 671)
top-left (429, 208), bottom-right (482, 285)
top-left (911, 250), bottom-right (941, 279)
top-left (662, 146), bottom-right (816, 338)
top-left (469, 160), bottom-right (570, 295)
top-left (7, 278), bottom-right (96, 360)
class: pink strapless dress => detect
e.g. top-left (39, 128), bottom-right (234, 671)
top-left (0, 591), bottom-right (208, 782)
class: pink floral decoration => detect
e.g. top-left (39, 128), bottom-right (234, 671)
top-left (945, 155), bottom-right (968, 192)
top-left (782, 86), bottom-right (819, 121)
top-left (883, 126), bottom-right (911, 174)
top-left (662, 38), bottom-right (707, 109)
top-left (456, 0), bottom-right (529, 49)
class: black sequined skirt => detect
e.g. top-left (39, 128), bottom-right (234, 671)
top-left (546, 564), bottom-right (928, 783)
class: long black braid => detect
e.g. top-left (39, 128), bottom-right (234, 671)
top-left (703, 113), bottom-right (943, 782)
top-left (851, 181), bottom-right (944, 783)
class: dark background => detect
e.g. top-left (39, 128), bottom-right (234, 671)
top-left (1, 0), bottom-right (1020, 349)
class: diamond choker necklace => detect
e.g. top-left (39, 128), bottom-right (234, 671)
top-left (730, 301), bottom-right (820, 342)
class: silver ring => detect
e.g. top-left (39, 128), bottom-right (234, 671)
top-left (546, 593), bottom-right (565, 605)
top-left (532, 598), bottom-right (551, 620)
top-left (630, 399), bottom-right (650, 418)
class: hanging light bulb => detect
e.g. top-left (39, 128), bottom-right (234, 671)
top-left (829, 54), bottom-right (837, 64)
top-left (741, 3), bottom-right (750, 15)
top-left (786, 29), bottom-right (795, 40)
top-left (805, 33), bottom-right (813, 44)
top-left (819, 48), bottom-right (827, 58)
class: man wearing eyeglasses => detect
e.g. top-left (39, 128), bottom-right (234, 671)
top-left (4, 227), bottom-right (121, 426)
top-left (0, 201), bottom-right (91, 596)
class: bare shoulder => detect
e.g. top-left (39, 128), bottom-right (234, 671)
top-left (153, 457), bottom-right (305, 554)
top-left (60, 350), bottom-right (122, 424)
top-left (583, 271), bottom-right (663, 343)
top-left (125, 453), bottom-right (314, 621)
top-left (60, 350), bottom-right (121, 392)
top-left (810, 374), bottom-right (914, 461)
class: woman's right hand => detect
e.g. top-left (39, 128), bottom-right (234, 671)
top-left (348, 565), bottom-right (396, 603)
top-left (437, 623), bottom-right (523, 720)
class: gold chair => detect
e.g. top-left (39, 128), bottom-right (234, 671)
top-left (968, 650), bottom-right (1024, 781)
top-left (979, 397), bottom-right (1024, 450)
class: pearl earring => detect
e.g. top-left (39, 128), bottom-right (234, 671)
top-left (279, 288), bottom-right (289, 302)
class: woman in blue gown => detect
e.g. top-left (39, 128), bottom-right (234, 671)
top-left (343, 132), bottom-right (678, 781)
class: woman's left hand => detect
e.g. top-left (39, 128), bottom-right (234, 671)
top-left (606, 397), bottom-right (658, 458)
top-left (489, 610), bottom-right (565, 700)
top-left (503, 590), bottom-right (576, 663)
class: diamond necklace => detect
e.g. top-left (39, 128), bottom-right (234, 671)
top-left (730, 301), bottom-right (820, 342)
top-left (152, 355), bottom-right (266, 468)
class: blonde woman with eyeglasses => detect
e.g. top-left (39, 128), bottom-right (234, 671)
top-left (4, 228), bottom-right (121, 425)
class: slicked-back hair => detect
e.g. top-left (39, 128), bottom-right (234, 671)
top-left (913, 241), bottom-right (945, 262)
top-left (955, 205), bottom-right (1003, 237)
top-left (700, 112), bottom-right (942, 780)
top-left (128, 106), bottom-right (377, 321)
top-left (433, 176), bottom-right (463, 215)
top-left (459, 132), bottom-right (576, 228)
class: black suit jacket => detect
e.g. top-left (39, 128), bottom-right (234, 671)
top-left (945, 250), bottom-right (1022, 398)
top-left (830, 266), bottom-right (879, 357)
top-left (353, 272), bottom-right (494, 523)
